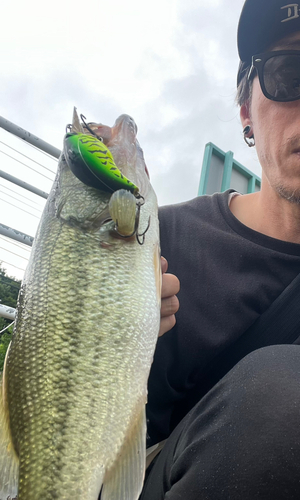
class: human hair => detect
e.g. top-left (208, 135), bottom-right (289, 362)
top-left (236, 66), bottom-right (253, 106)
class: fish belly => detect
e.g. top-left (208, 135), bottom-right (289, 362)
top-left (5, 200), bottom-right (159, 499)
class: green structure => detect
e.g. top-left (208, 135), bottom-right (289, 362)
top-left (198, 142), bottom-right (261, 196)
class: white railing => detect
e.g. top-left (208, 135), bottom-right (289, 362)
top-left (0, 116), bottom-right (60, 318)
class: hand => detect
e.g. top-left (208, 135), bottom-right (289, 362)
top-left (159, 257), bottom-right (180, 337)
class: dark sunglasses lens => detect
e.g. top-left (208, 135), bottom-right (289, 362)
top-left (263, 54), bottom-right (300, 100)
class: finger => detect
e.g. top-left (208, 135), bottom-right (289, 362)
top-left (161, 256), bottom-right (168, 274)
top-left (159, 314), bottom-right (176, 337)
top-left (161, 274), bottom-right (180, 299)
top-left (161, 295), bottom-right (180, 318)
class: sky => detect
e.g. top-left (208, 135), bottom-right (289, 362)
top-left (0, 0), bottom-right (261, 282)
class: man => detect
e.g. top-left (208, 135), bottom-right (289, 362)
top-left (141, 0), bottom-right (300, 498)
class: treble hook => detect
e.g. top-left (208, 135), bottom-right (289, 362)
top-left (134, 195), bottom-right (151, 245)
top-left (136, 216), bottom-right (151, 245)
top-left (114, 194), bottom-right (151, 245)
top-left (80, 114), bottom-right (103, 141)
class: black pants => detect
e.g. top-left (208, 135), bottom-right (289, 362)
top-left (140, 345), bottom-right (300, 499)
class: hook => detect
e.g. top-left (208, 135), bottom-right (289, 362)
top-left (80, 114), bottom-right (103, 141)
top-left (136, 216), bottom-right (151, 245)
top-left (114, 195), bottom-right (151, 245)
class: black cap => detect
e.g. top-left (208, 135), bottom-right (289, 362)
top-left (237, 0), bottom-right (300, 85)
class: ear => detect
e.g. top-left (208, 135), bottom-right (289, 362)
top-left (240, 101), bottom-right (252, 130)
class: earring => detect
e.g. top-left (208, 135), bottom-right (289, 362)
top-left (243, 125), bottom-right (255, 147)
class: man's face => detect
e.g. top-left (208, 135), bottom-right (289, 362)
top-left (241, 32), bottom-right (300, 202)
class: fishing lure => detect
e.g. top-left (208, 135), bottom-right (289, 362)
top-left (64, 124), bottom-right (139, 195)
top-left (63, 109), bottom-right (149, 244)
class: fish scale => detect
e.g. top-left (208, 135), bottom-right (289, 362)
top-left (0, 114), bottom-right (160, 500)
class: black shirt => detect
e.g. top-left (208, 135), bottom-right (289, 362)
top-left (146, 190), bottom-right (300, 445)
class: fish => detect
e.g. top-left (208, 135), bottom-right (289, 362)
top-left (0, 110), bottom-right (161, 500)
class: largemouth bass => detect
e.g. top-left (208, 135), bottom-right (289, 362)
top-left (0, 112), bottom-right (161, 500)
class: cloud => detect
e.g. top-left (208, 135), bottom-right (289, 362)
top-left (0, 68), bottom-right (122, 148)
top-left (130, 0), bottom-right (261, 206)
top-left (0, 0), bottom-right (264, 278)
top-left (0, 0), bottom-right (260, 210)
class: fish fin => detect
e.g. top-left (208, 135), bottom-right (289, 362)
top-left (0, 344), bottom-right (19, 499)
top-left (86, 466), bottom-right (105, 500)
top-left (101, 409), bottom-right (146, 500)
top-left (146, 439), bottom-right (167, 468)
top-left (108, 189), bottom-right (136, 236)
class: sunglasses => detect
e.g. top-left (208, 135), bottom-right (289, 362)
top-left (248, 50), bottom-right (300, 102)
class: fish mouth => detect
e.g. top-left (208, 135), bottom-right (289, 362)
top-left (82, 122), bottom-right (112, 145)
top-left (81, 112), bottom-right (150, 181)
top-left (83, 115), bottom-right (137, 146)
top-left (111, 115), bottom-right (138, 142)
top-left (81, 115), bottom-right (138, 147)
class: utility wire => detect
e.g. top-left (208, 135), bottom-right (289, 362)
top-left (0, 245), bottom-right (29, 261)
top-left (0, 183), bottom-right (45, 207)
top-left (0, 236), bottom-right (31, 253)
top-left (0, 259), bottom-right (25, 272)
top-left (0, 189), bottom-right (43, 213)
top-left (0, 321), bottom-right (15, 335)
top-left (0, 273), bottom-right (21, 285)
top-left (0, 285), bottom-right (21, 293)
top-left (0, 198), bottom-right (41, 219)
top-left (0, 281), bottom-right (20, 291)
top-left (0, 276), bottom-right (21, 290)
top-left (6, 130), bottom-right (59, 162)
top-left (0, 149), bottom-right (54, 181)
top-left (0, 140), bottom-right (57, 174)
top-left (0, 279), bottom-right (20, 289)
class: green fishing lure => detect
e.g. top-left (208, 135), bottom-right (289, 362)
top-left (64, 133), bottom-right (139, 195)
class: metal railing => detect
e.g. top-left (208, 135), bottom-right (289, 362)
top-left (0, 116), bottom-right (61, 319)
top-left (0, 116), bottom-right (61, 159)
top-left (0, 303), bottom-right (16, 320)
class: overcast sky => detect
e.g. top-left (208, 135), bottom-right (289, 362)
top-left (0, 0), bottom-right (261, 280)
